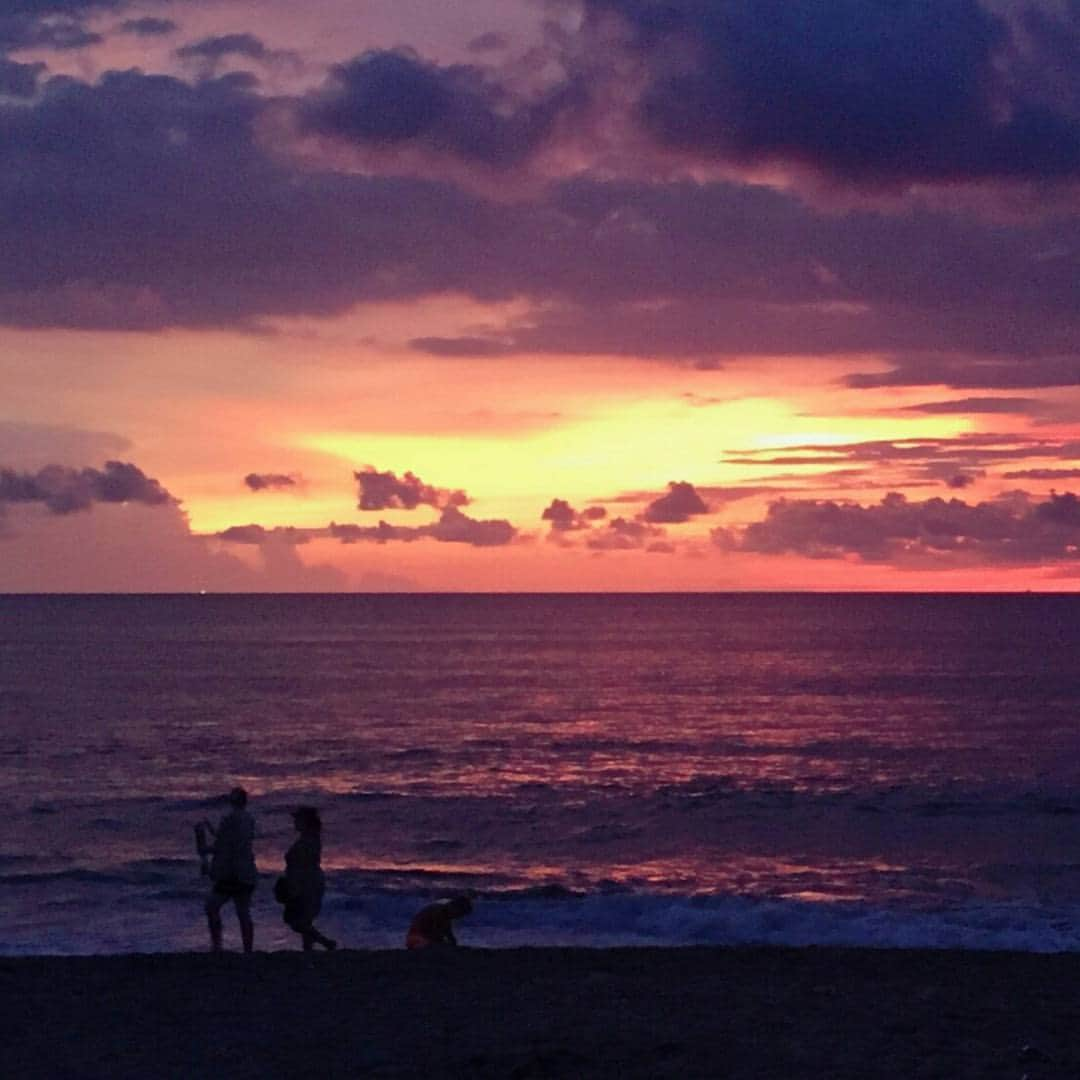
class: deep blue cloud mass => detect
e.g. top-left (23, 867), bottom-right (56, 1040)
top-left (584, 0), bottom-right (1080, 183)
top-left (0, 57), bottom-right (43, 97)
top-left (0, 1), bottom-right (1077, 390)
top-left (0, 0), bottom-right (120, 51)
top-left (302, 48), bottom-right (584, 167)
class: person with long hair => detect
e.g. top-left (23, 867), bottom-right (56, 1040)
top-left (281, 805), bottom-right (337, 951)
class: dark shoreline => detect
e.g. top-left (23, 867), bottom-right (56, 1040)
top-left (5, 946), bottom-right (1080, 1078)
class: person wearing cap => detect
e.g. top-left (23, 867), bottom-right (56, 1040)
top-left (405, 896), bottom-right (473, 949)
top-left (281, 805), bottom-right (337, 951)
top-left (202, 786), bottom-right (258, 953)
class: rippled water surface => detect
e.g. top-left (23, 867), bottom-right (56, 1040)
top-left (4, 593), bottom-right (1080, 953)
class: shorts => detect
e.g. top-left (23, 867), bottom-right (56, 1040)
top-left (213, 878), bottom-right (255, 899)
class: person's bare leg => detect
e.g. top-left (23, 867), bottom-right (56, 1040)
top-left (308, 925), bottom-right (337, 950)
top-left (235, 894), bottom-right (254, 954)
top-left (205, 892), bottom-right (226, 951)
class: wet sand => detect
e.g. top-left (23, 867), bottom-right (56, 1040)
top-left (4, 946), bottom-right (1080, 1078)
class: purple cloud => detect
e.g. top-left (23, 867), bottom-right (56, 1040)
top-left (898, 397), bottom-right (1053, 416)
top-left (176, 34), bottom-right (270, 62)
top-left (244, 472), bottom-right (300, 492)
top-left (223, 506), bottom-right (517, 548)
top-left (0, 7), bottom-right (1076, 401)
top-left (0, 58), bottom-right (44, 99)
top-left (720, 489), bottom-right (1080, 567)
top-left (301, 48), bottom-right (583, 169)
top-left (583, 0), bottom-right (1080, 185)
top-left (119, 17), bottom-right (176, 37)
top-left (586, 516), bottom-right (665, 551)
top-left (216, 524), bottom-right (310, 545)
top-left (541, 498), bottom-right (596, 532)
top-left (1004, 468), bottom-right (1080, 481)
top-left (355, 467), bottom-right (468, 511)
top-left (0, 460), bottom-right (173, 516)
top-left (641, 481), bottom-right (709, 523)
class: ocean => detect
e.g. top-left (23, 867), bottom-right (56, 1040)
top-left (3, 592), bottom-right (1080, 955)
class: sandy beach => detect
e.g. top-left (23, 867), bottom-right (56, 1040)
top-left (5, 946), bottom-right (1080, 1078)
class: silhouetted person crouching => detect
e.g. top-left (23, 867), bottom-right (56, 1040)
top-left (406, 896), bottom-right (473, 949)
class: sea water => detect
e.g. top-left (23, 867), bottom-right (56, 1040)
top-left (3, 593), bottom-right (1080, 955)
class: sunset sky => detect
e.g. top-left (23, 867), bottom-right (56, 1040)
top-left (3, 0), bottom-right (1080, 591)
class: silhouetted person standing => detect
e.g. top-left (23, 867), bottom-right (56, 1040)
top-left (282, 805), bottom-right (337, 951)
top-left (203, 786), bottom-right (257, 953)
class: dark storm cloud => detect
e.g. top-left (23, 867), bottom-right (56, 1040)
top-left (0, 460), bottom-right (172, 515)
top-left (119, 17), bottom-right (176, 37)
top-left (301, 48), bottom-right (584, 168)
top-left (641, 481), bottom-right (709, 523)
top-left (244, 472), bottom-right (299, 492)
top-left (583, 0), bottom-right (1080, 185)
top-left (0, 41), bottom-right (1077, 386)
top-left (400, 178), bottom-right (1080, 365)
top-left (355, 467), bottom-right (468, 511)
top-left (721, 489), bottom-right (1080, 567)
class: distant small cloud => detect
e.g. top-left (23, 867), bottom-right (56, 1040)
top-left (409, 335), bottom-right (516, 358)
top-left (1004, 468), bottom-right (1080, 480)
top-left (216, 523), bottom-right (309, 545)
top-left (176, 33), bottom-right (270, 62)
top-left (541, 498), bottom-right (596, 533)
top-left (426, 505), bottom-right (515, 546)
top-left (467, 32), bottom-right (508, 53)
top-left (355, 467), bottom-right (468, 511)
top-left (898, 397), bottom-right (1050, 416)
top-left (946, 472), bottom-right (978, 489)
top-left (120, 18), bottom-right (177, 37)
top-left (244, 472), bottom-right (300, 492)
top-left (586, 516), bottom-right (665, 551)
top-left (642, 481), bottom-right (709, 523)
